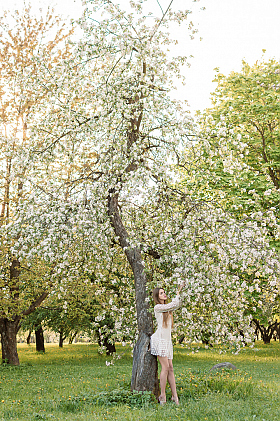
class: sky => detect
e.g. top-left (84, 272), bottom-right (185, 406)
top-left (1, 0), bottom-right (280, 112)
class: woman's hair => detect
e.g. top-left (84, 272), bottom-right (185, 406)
top-left (152, 287), bottom-right (173, 328)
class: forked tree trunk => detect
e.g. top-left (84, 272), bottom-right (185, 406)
top-left (68, 331), bottom-right (78, 344)
top-left (0, 318), bottom-right (20, 365)
top-left (35, 324), bottom-right (45, 352)
top-left (252, 319), bottom-right (278, 344)
top-left (108, 191), bottom-right (159, 395)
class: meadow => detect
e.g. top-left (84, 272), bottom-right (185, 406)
top-left (0, 341), bottom-right (279, 421)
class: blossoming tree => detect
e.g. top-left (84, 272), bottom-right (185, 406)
top-left (0, 5), bottom-right (73, 365)
top-left (2, 0), bottom-right (279, 398)
top-left (181, 57), bottom-right (280, 343)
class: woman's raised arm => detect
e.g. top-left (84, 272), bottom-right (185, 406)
top-left (154, 295), bottom-right (181, 313)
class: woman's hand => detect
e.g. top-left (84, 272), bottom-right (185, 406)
top-left (177, 281), bottom-right (185, 295)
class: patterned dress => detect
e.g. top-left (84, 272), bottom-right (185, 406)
top-left (150, 295), bottom-right (181, 360)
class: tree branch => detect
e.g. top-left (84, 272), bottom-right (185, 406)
top-left (149, 0), bottom-right (174, 42)
top-left (22, 292), bottom-right (49, 316)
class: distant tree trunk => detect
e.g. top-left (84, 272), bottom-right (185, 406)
top-left (59, 331), bottom-right (66, 348)
top-left (35, 324), bottom-right (45, 352)
top-left (274, 322), bottom-right (280, 342)
top-left (0, 256), bottom-right (48, 364)
top-left (252, 319), bottom-right (278, 344)
top-left (68, 331), bottom-right (78, 345)
top-left (95, 316), bottom-right (116, 355)
top-left (199, 330), bottom-right (214, 347)
top-left (97, 333), bottom-right (116, 355)
top-left (108, 191), bottom-right (159, 396)
top-left (27, 330), bottom-right (32, 345)
top-left (0, 318), bottom-right (20, 365)
top-left (104, 337), bottom-right (116, 355)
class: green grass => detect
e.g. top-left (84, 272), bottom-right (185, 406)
top-left (0, 341), bottom-right (280, 420)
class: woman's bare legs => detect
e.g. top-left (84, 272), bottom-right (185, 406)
top-left (167, 359), bottom-right (179, 404)
top-left (157, 357), bottom-right (179, 404)
top-left (157, 356), bottom-right (169, 402)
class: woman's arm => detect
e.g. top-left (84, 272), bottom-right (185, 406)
top-left (154, 295), bottom-right (181, 313)
top-left (154, 282), bottom-right (185, 313)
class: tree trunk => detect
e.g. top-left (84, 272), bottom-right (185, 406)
top-left (35, 324), bottom-right (45, 352)
top-left (59, 331), bottom-right (64, 348)
top-left (252, 319), bottom-right (278, 344)
top-left (26, 330), bottom-right (32, 345)
top-left (104, 337), bottom-right (116, 355)
top-left (108, 191), bottom-right (159, 395)
top-left (131, 330), bottom-right (159, 394)
top-left (97, 333), bottom-right (116, 356)
top-left (0, 257), bottom-right (21, 365)
top-left (275, 323), bottom-right (280, 342)
top-left (1, 256), bottom-right (48, 364)
top-left (68, 331), bottom-right (78, 345)
top-left (0, 318), bottom-right (20, 365)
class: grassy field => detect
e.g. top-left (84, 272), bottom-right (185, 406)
top-left (0, 341), bottom-right (280, 420)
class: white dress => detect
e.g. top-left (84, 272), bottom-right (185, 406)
top-left (150, 295), bottom-right (181, 360)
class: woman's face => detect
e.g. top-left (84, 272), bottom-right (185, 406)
top-left (158, 289), bottom-right (167, 303)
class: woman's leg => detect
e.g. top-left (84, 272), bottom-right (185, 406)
top-left (157, 356), bottom-right (169, 402)
top-left (167, 359), bottom-right (179, 404)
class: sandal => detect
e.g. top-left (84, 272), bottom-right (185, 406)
top-left (171, 395), bottom-right (179, 405)
top-left (158, 395), bottom-right (166, 405)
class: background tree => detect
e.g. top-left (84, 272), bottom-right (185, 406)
top-left (0, 4), bottom-right (73, 364)
top-left (193, 57), bottom-right (280, 225)
top-left (181, 57), bottom-right (280, 343)
top-left (20, 308), bottom-right (46, 352)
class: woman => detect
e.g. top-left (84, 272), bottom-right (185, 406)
top-left (150, 284), bottom-right (184, 405)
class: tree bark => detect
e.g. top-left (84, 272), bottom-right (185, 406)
top-left (108, 190), bottom-right (159, 395)
top-left (275, 322), bottom-right (280, 342)
top-left (131, 330), bottom-right (159, 395)
top-left (0, 258), bottom-right (21, 365)
top-left (59, 331), bottom-right (65, 348)
top-left (27, 330), bottom-right (32, 345)
top-left (0, 318), bottom-right (20, 365)
top-left (35, 324), bottom-right (45, 352)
